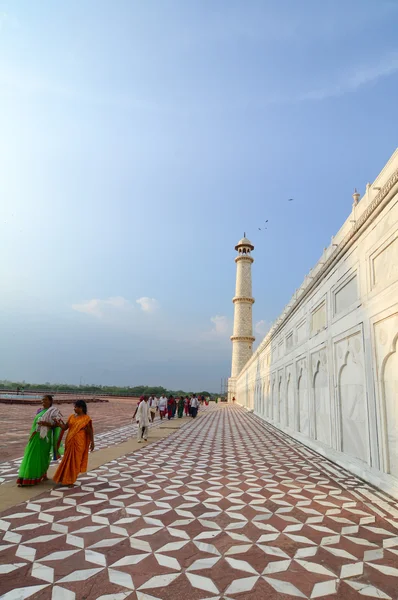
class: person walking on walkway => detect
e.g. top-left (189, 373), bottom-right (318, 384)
top-left (184, 396), bottom-right (190, 416)
top-left (177, 396), bottom-right (184, 418)
top-left (167, 395), bottom-right (175, 420)
top-left (53, 400), bottom-right (94, 487)
top-left (159, 395), bottom-right (167, 420)
top-left (190, 395), bottom-right (199, 418)
top-left (17, 395), bottom-right (62, 487)
top-left (148, 395), bottom-right (158, 422)
top-left (136, 395), bottom-right (150, 442)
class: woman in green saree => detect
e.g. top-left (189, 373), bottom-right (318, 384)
top-left (17, 395), bottom-right (62, 487)
top-left (177, 396), bottom-right (184, 418)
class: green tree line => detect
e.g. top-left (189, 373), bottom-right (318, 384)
top-left (0, 380), bottom-right (215, 398)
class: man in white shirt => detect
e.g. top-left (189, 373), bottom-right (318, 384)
top-left (158, 395), bottom-right (167, 420)
top-left (190, 395), bottom-right (199, 419)
top-left (148, 395), bottom-right (158, 422)
top-left (136, 396), bottom-right (151, 442)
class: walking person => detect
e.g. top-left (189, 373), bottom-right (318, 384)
top-left (190, 395), bottom-right (199, 419)
top-left (167, 395), bottom-right (176, 420)
top-left (184, 396), bottom-right (190, 416)
top-left (17, 395), bottom-right (62, 487)
top-left (53, 400), bottom-right (94, 488)
top-left (159, 395), bottom-right (167, 420)
top-left (135, 395), bottom-right (150, 443)
top-left (148, 395), bottom-right (158, 423)
top-left (177, 396), bottom-right (184, 418)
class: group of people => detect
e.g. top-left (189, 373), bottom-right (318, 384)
top-left (17, 395), bottom-right (94, 488)
top-left (17, 392), bottom-right (210, 488)
top-left (132, 394), bottom-right (205, 442)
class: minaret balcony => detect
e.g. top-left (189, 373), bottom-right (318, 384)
top-left (235, 255), bottom-right (254, 264)
top-left (230, 335), bottom-right (255, 342)
top-left (232, 296), bottom-right (255, 304)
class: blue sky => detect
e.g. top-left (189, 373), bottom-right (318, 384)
top-left (1, 1), bottom-right (398, 391)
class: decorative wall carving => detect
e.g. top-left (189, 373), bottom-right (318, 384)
top-left (374, 313), bottom-right (398, 478)
top-left (311, 302), bottom-right (327, 335)
top-left (311, 348), bottom-right (331, 446)
top-left (371, 233), bottom-right (398, 292)
top-left (296, 357), bottom-right (309, 436)
top-left (334, 330), bottom-right (368, 462)
top-left (334, 274), bottom-right (358, 316)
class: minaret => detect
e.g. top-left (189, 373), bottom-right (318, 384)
top-left (228, 234), bottom-right (255, 401)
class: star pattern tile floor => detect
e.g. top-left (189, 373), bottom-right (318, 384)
top-left (1, 405), bottom-right (398, 599)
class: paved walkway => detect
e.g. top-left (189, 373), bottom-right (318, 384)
top-left (1, 405), bottom-right (398, 599)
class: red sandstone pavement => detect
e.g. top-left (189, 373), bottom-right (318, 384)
top-left (1, 404), bottom-right (398, 600)
top-left (0, 399), bottom-right (139, 462)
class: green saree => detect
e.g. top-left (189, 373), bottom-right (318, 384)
top-left (17, 409), bottom-right (60, 486)
top-left (177, 398), bottom-right (184, 418)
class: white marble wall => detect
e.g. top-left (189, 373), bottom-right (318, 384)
top-left (233, 149), bottom-right (398, 500)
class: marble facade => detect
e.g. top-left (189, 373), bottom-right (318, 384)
top-left (230, 149), bottom-right (398, 500)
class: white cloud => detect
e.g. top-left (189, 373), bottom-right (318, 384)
top-left (136, 297), bottom-right (159, 313)
top-left (255, 319), bottom-right (271, 335)
top-left (210, 315), bottom-right (229, 335)
top-left (72, 296), bottom-right (131, 319)
top-left (298, 53), bottom-right (398, 102)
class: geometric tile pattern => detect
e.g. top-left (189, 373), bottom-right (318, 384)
top-left (1, 405), bottom-right (398, 599)
top-left (0, 419), bottom-right (163, 485)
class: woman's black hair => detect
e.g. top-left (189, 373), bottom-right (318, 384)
top-left (74, 399), bottom-right (88, 414)
top-left (43, 394), bottom-right (53, 406)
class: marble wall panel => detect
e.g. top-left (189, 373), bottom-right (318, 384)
top-left (334, 330), bottom-right (368, 462)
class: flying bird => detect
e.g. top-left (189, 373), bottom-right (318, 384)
top-left (265, 219), bottom-right (268, 223)
top-left (288, 198), bottom-right (294, 202)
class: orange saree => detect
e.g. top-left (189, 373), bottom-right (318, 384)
top-left (53, 414), bottom-right (92, 485)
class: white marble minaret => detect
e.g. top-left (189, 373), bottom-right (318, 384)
top-left (228, 235), bottom-right (255, 400)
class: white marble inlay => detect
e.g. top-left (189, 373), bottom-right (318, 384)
top-left (139, 573), bottom-right (180, 590)
top-left (154, 553), bottom-right (180, 571)
top-left (186, 557), bottom-right (220, 570)
top-left (340, 562), bottom-right (364, 578)
top-left (263, 577), bottom-right (306, 597)
top-left (111, 553), bottom-right (150, 567)
top-left (369, 563), bottom-right (398, 577)
top-left (51, 586), bottom-right (76, 600)
top-left (57, 568), bottom-right (104, 583)
top-left (186, 573), bottom-right (219, 594)
top-left (263, 559), bottom-right (291, 574)
top-left (97, 594), bottom-right (131, 600)
top-left (108, 568), bottom-right (135, 590)
top-left (296, 560), bottom-right (335, 577)
top-left (346, 581), bottom-right (392, 599)
top-left (0, 585), bottom-right (49, 600)
top-left (85, 549), bottom-right (107, 566)
top-left (0, 562), bottom-right (26, 574)
top-left (225, 576), bottom-right (259, 595)
top-left (311, 579), bottom-right (338, 598)
top-left (31, 562), bottom-right (54, 583)
top-left (225, 557), bottom-right (258, 575)
top-left (15, 545), bottom-right (36, 562)
top-left (258, 545), bottom-right (290, 558)
top-left (193, 541), bottom-right (221, 555)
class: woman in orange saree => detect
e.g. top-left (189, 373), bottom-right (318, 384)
top-left (53, 400), bottom-right (95, 487)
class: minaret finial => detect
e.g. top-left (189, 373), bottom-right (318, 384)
top-left (352, 189), bottom-right (360, 207)
top-left (244, 232), bottom-right (246, 237)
